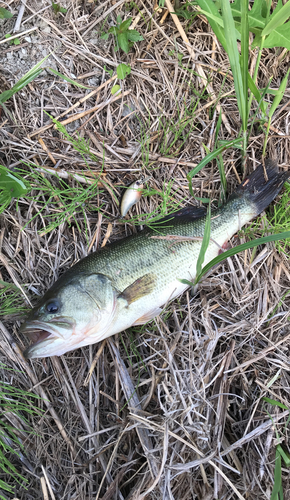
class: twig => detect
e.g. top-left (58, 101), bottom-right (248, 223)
top-left (38, 138), bottom-right (57, 165)
top-left (83, 339), bottom-right (107, 386)
top-left (41, 465), bottom-right (56, 500)
top-left (0, 26), bottom-right (38, 45)
top-left (13, 0), bottom-right (27, 32)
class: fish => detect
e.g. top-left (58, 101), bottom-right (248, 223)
top-left (120, 176), bottom-right (150, 217)
top-left (20, 160), bottom-right (289, 359)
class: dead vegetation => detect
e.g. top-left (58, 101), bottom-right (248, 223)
top-left (0, 0), bottom-right (290, 499)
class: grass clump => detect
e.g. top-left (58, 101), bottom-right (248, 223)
top-left (0, 364), bottom-right (42, 499)
top-left (0, 282), bottom-right (29, 318)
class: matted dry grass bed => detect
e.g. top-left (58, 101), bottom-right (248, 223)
top-left (1, 1), bottom-right (290, 499)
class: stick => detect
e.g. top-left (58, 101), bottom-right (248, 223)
top-left (38, 137), bottom-right (56, 165)
top-left (13, 0), bottom-right (27, 32)
top-left (83, 339), bottom-right (107, 386)
top-left (0, 26), bottom-right (38, 45)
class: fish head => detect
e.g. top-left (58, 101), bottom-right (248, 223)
top-left (21, 273), bottom-right (117, 358)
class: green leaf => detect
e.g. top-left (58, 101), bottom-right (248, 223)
top-left (195, 231), bottom-right (290, 284)
top-left (231, 0), bottom-right (266, 29)
top-left (0, 7), bottom-right (13, 19)
top-left (116, 15), bottom-right (122, 25)
top-left (268, 69), bottom-right (290, 119)
top-left (0, 55), bottom-right (49, 104)
top-left (127, 29), bottom-right (144, 42)
top-left (111, 84), bottom-right (120, 95)
top-left (14, 38), bottom-right (20, 45)
top-left (262, 0), bottom-right (290, 36)
top-left (178, 278), bottom-right (195, 287)
top-left (108, 26), bottom-right (118, 36)
top-left (52, 2), bottom-right (67, 14)
top-left (195, 204), bottom-right (211, 281)
top-left (101, 32), bottom-right (110, 40)
top-left (48, 68), bottom-right (89, 89)
top-left (117, 32), bottom-right (129, 53)
top-left (0, 166), bottom-right (30, 213)
top-left (262, 397), bottom-right (289, 410)
top-left (119, 18), bottom-right (133, 31)
top-left (248, 72), bottom-right (267, 115)
top-left (196, 0), bottom-right (227, 50)
top-left (263, 21), bottom-right (290, 50)
top-left (117, 63), bottom-right (131, 80)
top-left (4, 34), bottom-right (12, 39)
top-left (104, 65), bottom-right (113, 77)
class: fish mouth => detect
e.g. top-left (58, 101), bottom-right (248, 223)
top-left (20, 319), bottom-right (74, 359)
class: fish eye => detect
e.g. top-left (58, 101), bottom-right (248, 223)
top-left (46, 301), bottom-right (59, 313)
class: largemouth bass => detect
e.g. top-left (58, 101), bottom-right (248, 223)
top-left (21, 160), bottom-right (289, 358)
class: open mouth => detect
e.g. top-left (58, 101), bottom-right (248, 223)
top-left (24, 329), bottom-right (52, 346)
top-left (20, 317), bottom-right (76, 358)
top-left (20, 320), bottom-right (59, 352)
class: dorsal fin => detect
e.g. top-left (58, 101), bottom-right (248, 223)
top-left (152, 206), bottom-right (207, 225)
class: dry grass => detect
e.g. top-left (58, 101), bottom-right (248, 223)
top-left (1, 0), bottom-right (290, 499)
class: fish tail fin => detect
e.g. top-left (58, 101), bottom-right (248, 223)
top-left (233, 159), bottom-right (290, 216)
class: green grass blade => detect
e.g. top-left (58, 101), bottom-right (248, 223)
top-left (240, 0), bottom-right (249, 129)
top-left (270, 448), bottom-right (282, 500)
top-left (263, 68), bottom-right (289, 156)
top-left (221, 0), bottom-right (246, 128)
top-left (195, 203), bottom-right (211, 280)
top-left (0, 55), bottom-right (49, 104)
top-left (247, 72), bottom-right (267, 115)
top-left (195, 231), bottom-right (290, 283)
top-left (262, 0), bottom-right (290, 37)
top-left (187, 138), bottom-right (242, 194)
top-left (48, 68), bottom-right (89, 89)
top-left (197, 8), bottom-right (224, 27)
top-left (262, 397), bottom-right (288, 410)
top-left (196, 0), bottom-right (227, 50)
top-left (268, 68), bottom-right (290, 120)
top-left (277, 445), bottom-right (290, 468)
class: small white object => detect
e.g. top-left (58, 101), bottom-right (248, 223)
top-left (120, 176), bottom-right (151, 217)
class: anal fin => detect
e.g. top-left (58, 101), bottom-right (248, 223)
top-left (132, 307), bottom-right (162, 326)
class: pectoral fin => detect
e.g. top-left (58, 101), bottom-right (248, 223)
top-left (120, 273), bottom-right (156, 305)
top-left (133, 307), bottom-right (162, 325)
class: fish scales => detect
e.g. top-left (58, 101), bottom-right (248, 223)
top-left (59, 194), bottom-right (252, 294)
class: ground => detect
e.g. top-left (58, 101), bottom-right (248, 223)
top-left (0, 1), bottom-right (290, 499)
